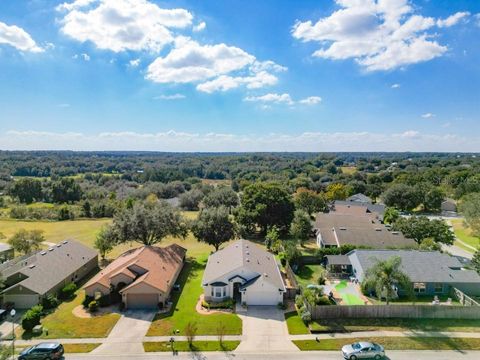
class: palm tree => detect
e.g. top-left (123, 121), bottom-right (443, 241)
top-left (362, 256), bottom-right (412, 304)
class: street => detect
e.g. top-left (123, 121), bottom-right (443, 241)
top-left (63, 350), bottom-right (480, 360)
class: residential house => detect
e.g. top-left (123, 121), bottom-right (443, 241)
top-left (202, 239), bottom-right (286, 306)
top-left (348, 249), bottom-right (480, 297)
top-left (314, 212), bottom-right (416, 249)
top-left (346, 193), bottom-right (373, 204)
top-left (84, 244), bottom-right (186, 309)
top-left (0, 240), bottom-right (98, 309)
top-left (0, 243), bottom-right (14, 263)
top-left (325, 255), bottom-right (352, 277)
top-left (332, 200), bottom-right (386, 221)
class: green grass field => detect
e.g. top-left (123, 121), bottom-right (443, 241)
top-left (293, 337), bottom-right (480, 351)
top-left (146, 257), bottom-right (242, 336)
top-left (285, 311), bottom-right (309, 335)
top-left (295, 265), bottom-right (326, 288)
top-left (450, 219), bottom-right (479, 252)
top-left (143, 341), bottom-right (240, 352)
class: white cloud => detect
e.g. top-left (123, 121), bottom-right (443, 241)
top-left (391, 83), bottom-right (401, 89)
top-left (476, 14), bottom-right (480, 27)
top-left (193, 21), bottom-right (206, 32)
top-left (244, 93), bottom-right (294, 105)
top-left (0, 21), bottom-right (43, 53)
top-left (292, 0), bottom-right (467, 71)
top-left (73, 53), bottom-right (90, 61)
top-left (437, 12), bottom-right (470, 28)
top-left (1, 130), bottom-right (476, 152)
top-left (299, 96), bottom-right (322, 105)
top-left (129, 58), bottom-right (140, 67)
top-left (57, 0), bottom-right (193, 52)
top-left (153, 94), bottom-right (186, 100)
top-left (146, 37), bottom-right (284, 93)
top-left (421, 113), bottom-right (435, 119)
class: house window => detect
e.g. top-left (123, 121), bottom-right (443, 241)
top-left (223, 287), bottom-right (226, 297)
top-left (413, 282), bottom-right (426, 293)
top-left (434, 284), bottom-right (443, 293)
top-left (214, 287), bottom-right (223, 298)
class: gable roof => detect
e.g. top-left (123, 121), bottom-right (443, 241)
top-left (333, 200), bottom-right (386, 217)
top-left (0, 240), bottom-right (97, 295)
top-left (314, 213), bottom-right (416, 249)
top-left (202, 239), bottom-right (285, 291)
top-left (349, 250), bottom-right (480, 284)
top-left (346, 193), bottom-right (372, 203)
top-left (84, 244), bottom-right (186, 294)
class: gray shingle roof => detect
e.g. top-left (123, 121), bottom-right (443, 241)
top-left (1, 240), bottom-right (97, 295)
top-left (349, 250), bottom-right (480, 283)
top-left (334, 200), bottom-right (386, 217)
top-left (346, 193), bottom-right (372, 203)
top-left (202, 239), bottom-right (285, 290)
top-left (326, 255), bottom-right (351, 266)
top-left (0, 243), bottom-right (12, 252)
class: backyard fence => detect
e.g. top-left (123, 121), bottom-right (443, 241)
top-left (453, 287), bottom-right (480, 307)
top-left (307, 304), bottom-right (480, 320)
top-left (284, 262), bottom-right (300, 300)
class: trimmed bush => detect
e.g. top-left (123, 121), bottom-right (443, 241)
top-left (88, 300), bottom-right (99, 313)
top-left (60, 282), bottom-right (77, 299)
top-left (300, 308), bottom-right (311, 324)
top-left (82, 295), bottom-right (94, 309)
top-left (42, 294), bottom-right (59, 310)
top-left (315, 296), bottom-right (333, 306)
top-left (22, 305), bottom-right (43, 332)
top-left (201, 299), bottom-right (235, 310)
top-left (98, 295), bottom-right (111, 307)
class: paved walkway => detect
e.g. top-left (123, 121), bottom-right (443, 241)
top-left (90, 310), bottom-right (156, 355)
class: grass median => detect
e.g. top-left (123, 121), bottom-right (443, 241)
top-left (143, 341), bottom-right (240, 352)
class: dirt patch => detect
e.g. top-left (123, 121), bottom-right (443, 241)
top-left (195, 294), bottom-right (234, 315)
top-left (72, 305), bottom-right (120, 319)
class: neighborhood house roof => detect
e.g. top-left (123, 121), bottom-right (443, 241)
top-left (325, 255), bottom-right (351, 266)
top-left (84, 244), bottom-right (186, 294)
top-left (202, 239), bottom-right (285, 291)
top-left (349, 250), bottom-right (480, 284)
top-left (314, 213), bottom-right (416, 249)
top-left (0, 240), bottom-right (97, 295)
top-left (0, 243), bottom-right (12, 252)
top-left (346, 193), bottom-right (372, 203)
top-left (333, 200), bottom-right (386, 217)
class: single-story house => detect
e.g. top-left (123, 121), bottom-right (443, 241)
top-left (348, 249), bottom-right (480, 297)
top-left (333, 200), bottom-right (386, 220)
top-left (202, 239), bottom-right (286, 306)
top-left (0, 240), bottom-right (98, 309)
top-left (84, 244), bottom-right (186, 310)
top-left (314, 213), bottom-right (416, 249)
top-left (325, 255), bottom-right (352, 276)
top-left (0, 243), bottom-right (14, 263)
top-left (346, 193), bottom-right (373, 204)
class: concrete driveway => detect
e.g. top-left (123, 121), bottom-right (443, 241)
top-left (236, 306), bottom-right (297, 353)
top-left (92, 310), bottom-right (156, 355)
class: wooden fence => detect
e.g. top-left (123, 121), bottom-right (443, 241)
top-left (453, 287), bottom-right (480, 307)
top-left (284, 262), bottom-right (300, 300)
top-left (307, 304), bottom-right (480, 320)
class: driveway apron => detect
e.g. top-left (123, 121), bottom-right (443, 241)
top-left (236, 306), bottom-right (298, 353)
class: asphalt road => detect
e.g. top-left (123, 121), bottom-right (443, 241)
top-left (64, 350), bottom-right (480, 360)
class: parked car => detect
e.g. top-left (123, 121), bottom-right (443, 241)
top-left (342, 341), bottom-right (385, 360)
top-left (18, 342), bottom-right (64, 360)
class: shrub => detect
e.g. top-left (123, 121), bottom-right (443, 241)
top-left (295, 294), bottom-right (304, 309)
top-left (83, 295), bottom-right (94, 308)
top-left (300, 308), bottom-right (312, 324)
top-left (315, 296), bottom-right (333, 306)
top-left (42, 294), bottom-right (59, 310)
top-left (277, 302), bottom-right (287, 310)
top-left (60, 282), bottom-right (77, 299)
top-left (88, 300), bottom-right (99, 313)
top-left (98, 295), bottom-right (111, 307)
top-left (22, 305), bottom-right (43, 332)
top-left (201, 298), bottom-right (235, 310)
top-left (317, 274), bottom-right (326, 285)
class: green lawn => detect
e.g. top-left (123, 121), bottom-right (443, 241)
top-left (295, 265), bottom-right (326, 288)
top-left (146, 257), bottom-right (242, 336)
top-left (293, 337), bottom-right (480, 351)
top-left (335, 280), bottom-right (347, 291)
top-left (342, 294), bottom-right (364, 305)
top-left (305, 318), bottom-right (480, 333)
top-left (63, 344), bottom-right (101, 353)
top-left (451, 219), bottom-right (479, 252)
top-left (143, 341), bottom-right (240, 352)
top-left (285, 311), bottom-right (309, 335)
top-left (19, 291), bottom-right (121, 339)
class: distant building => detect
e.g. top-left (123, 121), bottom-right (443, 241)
top-left (332, 200), bottom-right (386, 221)
top-left (347, 250), bottom-right (480, 297)
top-left (0, 243), bottom-right (14, 263)
top-left (0, 240), bottom-right (98, 308)
top-left (441, 199), bottom-right (457, 214)
top-left (346, 193), bottom-right (372, 204)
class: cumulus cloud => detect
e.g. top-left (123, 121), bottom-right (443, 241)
top-left (292, 0), bottom-right (468, 71)
top-left (391, 83), bottom-right (401, 89)
top-left (57, 0), bottom-right (193, 52)
top-left (153, 94), bottom-right (186, 100)
top-left (73, 53), bottom-right (90, 61)
top-left (146, 38), bottom-right (284, 93)
top-left (193, 21), bottom-right (206, 32)
top-left (0, 130), bottom-right (475, 152)
top-left (421, 113), bottom-right (435, 119)
top-left (0, 21), bottom-right (43, 53)
top-left (129, 58), bottom-right (140, 67)
top-left (299, 96), bottom-right (322, 105)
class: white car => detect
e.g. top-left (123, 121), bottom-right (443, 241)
top-left (342, 341), bottom-right (385, 360)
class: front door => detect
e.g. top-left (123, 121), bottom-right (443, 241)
top-left (233, 282), bottom-right (242, 302)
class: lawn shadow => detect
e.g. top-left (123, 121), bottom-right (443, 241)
top-left (405, 332), bottom-right (467, 354)
top-left (296, 266), bottom-right (314, 282)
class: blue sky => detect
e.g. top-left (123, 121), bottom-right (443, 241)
top-left (0, 0), bottom-right (479, 151)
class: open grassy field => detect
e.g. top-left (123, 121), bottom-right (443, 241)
top-left (450, 219), bottom-right (479, 251)
top-left (143, 341), bottom-right (240, 352)
top-left (19, 291), bottom-right (121, 339)
top-left (146, 256), bottom-right (242, 336)
top-left (293, 337), bottom-right (480, 351)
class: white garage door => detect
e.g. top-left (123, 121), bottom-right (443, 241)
top-left (246, 291), bottom-right (277, 306)
top-left (126, 293), bottom-right (158, 309)
top-left (4, 294), bottom-right (39, 309)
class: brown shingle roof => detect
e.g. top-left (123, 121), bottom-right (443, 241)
top-left (84, 244), bottom-right (186, 294)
